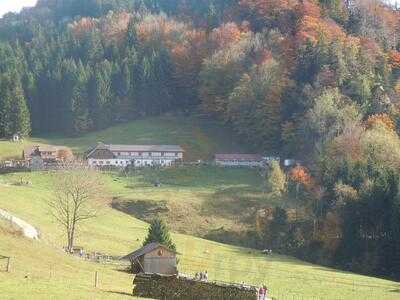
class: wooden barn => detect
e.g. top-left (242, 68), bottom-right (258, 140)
top-left (122, 243), bottom-right (178, 275)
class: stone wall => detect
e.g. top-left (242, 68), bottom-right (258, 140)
top-left (133, 273), bottom-right (258, 300)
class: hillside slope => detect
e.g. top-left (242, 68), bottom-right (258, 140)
top-left (1, 172), bottom-right (399, 300)
top-left (0, 115), bottom-right (245, 161)
top-left (0, 220), bottom-right (137, 300)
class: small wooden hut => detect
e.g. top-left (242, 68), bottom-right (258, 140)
top-left (122, 242), bottom-right (178, 275)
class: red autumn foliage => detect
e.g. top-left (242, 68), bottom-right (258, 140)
top-left (210, 22), bottom-right (244, 50)
top-left (70, 17), bottom-right (97, 38)
top-left (288, 165), bottom-right (313, 188)
top-left (389, 50), bottom-right (400, 69)
top-left (171, 30), bottom-right (207, 90)
top-left (295, 0), bottom-right (345, 46)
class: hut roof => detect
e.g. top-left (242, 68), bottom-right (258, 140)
top-left (121, 242), bottom-right (177, 261)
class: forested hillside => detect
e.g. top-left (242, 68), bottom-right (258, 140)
top-left (1, 0), bottom-right (400, 279)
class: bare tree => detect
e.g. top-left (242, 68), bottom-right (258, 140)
top-left (49, 161), bottom-right (105, 252)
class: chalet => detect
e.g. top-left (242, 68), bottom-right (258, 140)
top-left (86, 143), bottom-right (184, 168)
top-left (122, 242), bottom-right (178, 275)
top-left (215, 154), bottom-right (265, 167)
top-left (23, 145), bottom-right (73, 169)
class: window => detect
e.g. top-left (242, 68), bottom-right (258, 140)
top-left (161, 152), bottom-right (165, 157)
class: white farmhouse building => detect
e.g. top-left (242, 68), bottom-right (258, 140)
top-left (215, 154), bottom-right (265, 167)
top-left (86, 143), bottom-right (184, 168)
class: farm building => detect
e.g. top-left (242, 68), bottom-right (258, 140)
top-left (23, 145), bottom-right (73, 169)
top-left (215, 154), bottom-right (265, 167)
top-left (86, 143), bottom-right (184, 168)
top-left (122, 242), bottom-right (178, 275)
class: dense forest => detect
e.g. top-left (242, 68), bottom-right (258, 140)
top-left (1, 0), bottom-right (400, 278)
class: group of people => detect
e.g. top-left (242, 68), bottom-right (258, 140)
top-left (258, 285), bottom-right (268, 300)
top-left (194, 270), bottom-right (209, 282)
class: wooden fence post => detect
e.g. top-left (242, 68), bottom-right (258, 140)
top-left (6, 257), bottom-right (11, 272)
top-left (94, 271), bottom-right (99, 288)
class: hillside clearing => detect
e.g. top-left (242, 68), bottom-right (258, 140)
top-left (0, 115), bottom-right (245, 161)
top-left (0, 172), bottom-right (399, 299)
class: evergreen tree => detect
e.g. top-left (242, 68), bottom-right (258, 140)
top-left (143, 218), bottom-right (176, 252)
top-left (0, 72), bottom-right (31, 137)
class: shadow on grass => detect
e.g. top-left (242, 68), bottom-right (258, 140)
top-left (111, 198), bottom-right (169, 221)
top-left (105, 290), bottom-right (133, 297)
top-left (200, 186), bottom-right (268, 223)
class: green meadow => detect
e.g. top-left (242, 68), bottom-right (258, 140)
top-left (1, 171), bottom-right (399, 300)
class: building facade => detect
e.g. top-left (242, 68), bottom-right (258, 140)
top-left (86, 143), bottom-right (184, 168)
top-left (23, 145), bottom-right (73, 170)
top-left (122, 242), bottom-right (178, 275)
top-left (215, 154), bottom-right (265, 167)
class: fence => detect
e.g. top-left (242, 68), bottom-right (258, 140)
top-left (0, 255), bottom-right (11, 272)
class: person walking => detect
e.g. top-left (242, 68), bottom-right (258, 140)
top-left (258, 285), bottom-right (266, 300)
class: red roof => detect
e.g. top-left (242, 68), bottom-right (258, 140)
top-left (215, 154), bottom-right (264, 161)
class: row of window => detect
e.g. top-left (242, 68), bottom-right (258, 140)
top-left (91, 160), bottom-right (171, 165)
top-left (114, 152), bottom-right (179, 157)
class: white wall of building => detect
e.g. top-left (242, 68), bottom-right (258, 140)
top-left (88, 155), bottom-right (180, 168)
top-left (215, 160), bottom-right (264, 167)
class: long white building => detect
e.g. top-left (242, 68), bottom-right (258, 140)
top-left (86, 143), bottom-right (184, 168)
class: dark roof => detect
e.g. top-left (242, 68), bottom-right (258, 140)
top-left (215, 154), bottom-right (264, 161)
top-left (121, 243), bottom-right (177, 261)
top-left (109, 144), bottom-right (184, 152)
top-left (86, 143), bottom-right (184, 158)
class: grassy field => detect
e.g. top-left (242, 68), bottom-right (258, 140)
top-left (1, 171), bottom-right (400, 299)
top-left (0, 220), bottom-right (137, 300)
top-left (110, 166), bottom-right (276, 242)
top-left (0, 115), bottom-right (245, 161)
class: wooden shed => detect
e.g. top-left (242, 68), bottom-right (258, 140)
top-left (122, 243), bottom-right (178, 275)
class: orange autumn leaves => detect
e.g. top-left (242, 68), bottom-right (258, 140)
top-left (296, 0), bottom-right (345, 45)
top-left (366, 113), bottom-right (396, 132)
top-left (389, 50), bottom-right (400, 70)
top-left (288, 164), bottom-right (314, 190)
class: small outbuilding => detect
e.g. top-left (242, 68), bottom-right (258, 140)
top-left (122, 242), bottom-right (178, 275)
top-left (215, 154), bottom-right (265, 167)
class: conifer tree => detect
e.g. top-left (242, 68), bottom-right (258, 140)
top-left (143, 218), bottom-right (177, 252)
top-left (0, 72), bottom-right (31, 137)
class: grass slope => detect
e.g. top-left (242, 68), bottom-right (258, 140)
top-left (0, 221), bottom-right (139, 300)
top-left (1, 172), bottom-right (399, 299)
top-left (0, 115), bottom-right (245, 161)
top-left (110, 166), bottom-right (275, 241)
